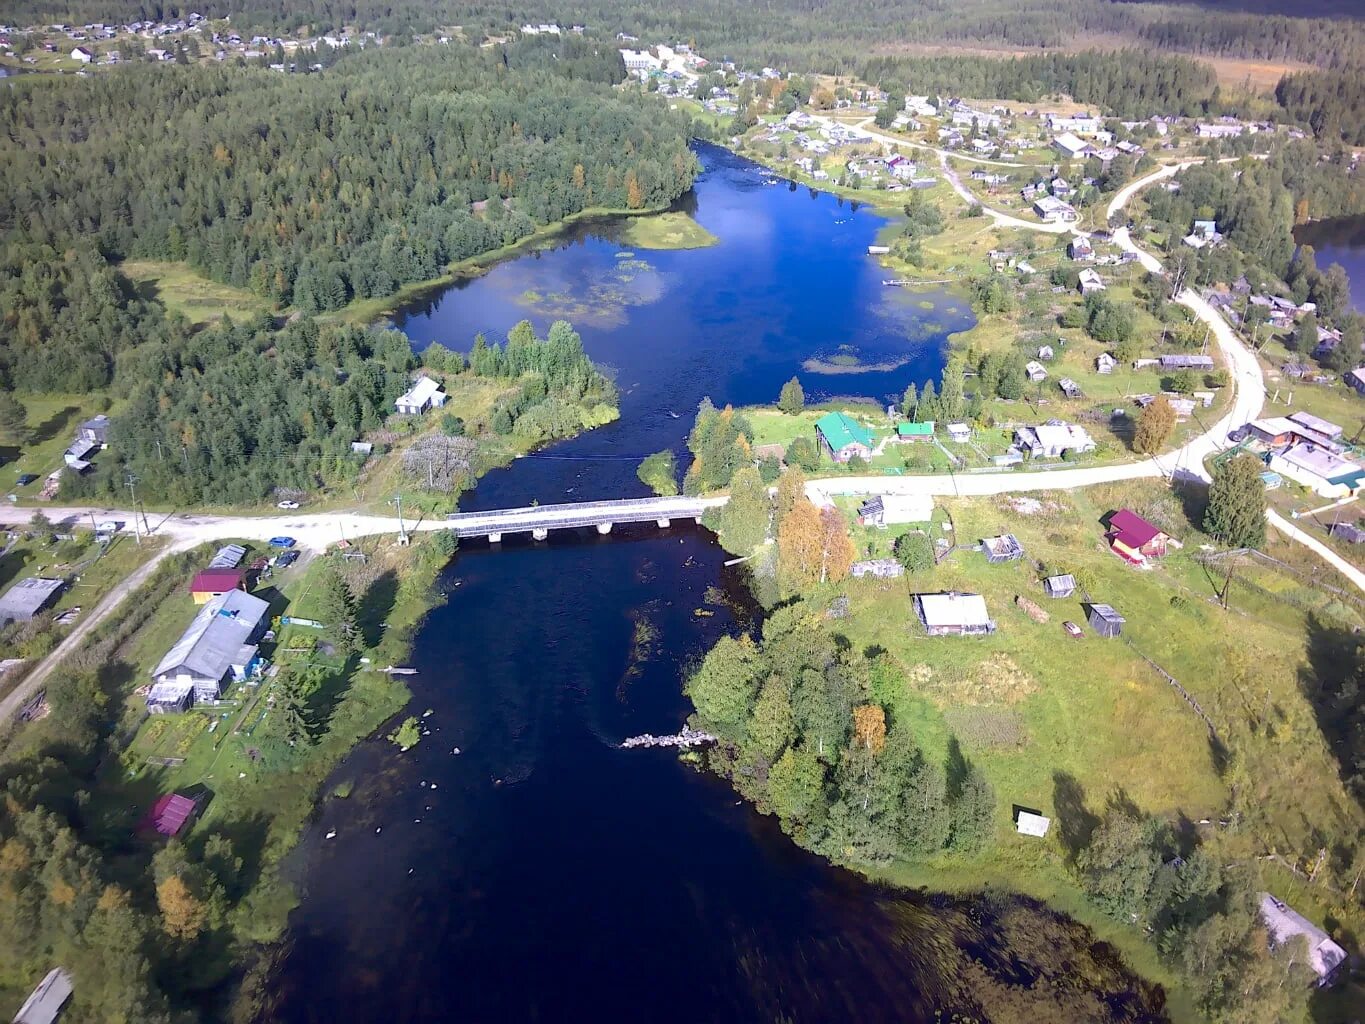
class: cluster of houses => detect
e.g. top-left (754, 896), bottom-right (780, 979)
top-left (2, 13), bottom-right (377, 69)
top-left (145, 543), bottom-right (271, 713)
top-left (62, 413), bottom-right (108, 474)
top-left (1235, 411), bottom-right (1364, 498)
top-left (812, 412), bottom-right (1098, 468)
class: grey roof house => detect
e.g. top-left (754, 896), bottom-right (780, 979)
top-left (1043, 574), bottom-right (1076, 598)
top-left (12, 967), bottom-right (73, 1024)
top-left (1259, 893), bottom-right (1348, 986)
top-left (1087, 603), bottom-right (1125, 638)
top-left (148, 589), bottom-right (269, 711)
top-left (0, 577), bottom-right (65, 625)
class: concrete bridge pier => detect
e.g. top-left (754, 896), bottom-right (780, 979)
top-left (596, 522), bottom-right (613, 535)
top-left (656, 518), bottom-right (671, 528)
top-left (488, 532), bottom-right (502, 544)
top-left (532, 527), bottom-right (549, 541)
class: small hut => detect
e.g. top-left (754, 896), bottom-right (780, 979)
top-left (1015, 810), bottom-right (1051, 837)
top-left (1043, 574), bottom-right (1076, 598)
top-left (1087, 603), bottom-right (1125, 638)
top-left (982, 534), bottom-right (1024, 564)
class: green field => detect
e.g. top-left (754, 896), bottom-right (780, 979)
top-left (119, 259), bottom-right (276, 327)
top-left (810, 479), bottom-right (1365, 1015)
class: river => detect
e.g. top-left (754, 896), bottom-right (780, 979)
top-left (1296, 216), bottom-right (1365, 312)
top-left (265, 145), bottom-right (1166, 1023)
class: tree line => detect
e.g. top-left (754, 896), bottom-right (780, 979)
top-left (0, 37), bottom-right (698, 363)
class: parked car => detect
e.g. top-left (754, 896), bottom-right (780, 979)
top-left (277, 500), bottom-right (300, 509)
top-left (1063, 621), bottom-right (1084, 638)
top-left (275, 550), bottom-right (300, 568)
top-left (268, 536), bottom-right (296, 548)
top-left (15, 474), bottom-right (37, 486)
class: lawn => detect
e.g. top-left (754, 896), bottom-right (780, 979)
top-left (119, 259), bottom-right (276, 327)
top-left (1, 393), bottom-right (122, 497)
top-left (808, 479), bottom-right (1365, 1015)
top-left (620, 211), bottom-right (718, 250)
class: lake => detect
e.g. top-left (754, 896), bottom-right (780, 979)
top-left (264, 145), bottom-right (1166, 1023)
top-left (1296, 215), bottom-right (1365, 312)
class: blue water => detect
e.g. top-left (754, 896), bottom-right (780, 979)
top-left (1295, 216), bottom-right (1365, 312)
top-left (266, 146), bottom-right (1164, 1024)
top-left (395, 144), bottom-right (971, 508)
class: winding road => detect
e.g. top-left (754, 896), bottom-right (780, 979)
top-left (2, 160), bottom-right (1360, 727)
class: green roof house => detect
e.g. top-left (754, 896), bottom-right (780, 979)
top-left (897, 421), bottom-right (934, 441)
top-left (815, 412), bottom-right (875, 464)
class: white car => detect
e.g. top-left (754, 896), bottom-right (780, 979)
top-left (277, 500), bottom-right (300, 510)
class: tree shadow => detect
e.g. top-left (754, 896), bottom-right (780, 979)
top-left (1052, 770), bottom-right (1101, 862)
top-left (193, 810), bottom-right (271, 902)
top-left (28, 404), bottom-right (79, 446)
top-left (1172, 477), bottom-right (1211, 534)
top-left (357, 569), bottom-right (398, 649)
top-left (1297, 613), bottom-right (1362, 806)
top-left (945, 735), bottom-right (969, 801)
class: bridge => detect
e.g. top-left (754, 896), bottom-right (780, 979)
top-left (446, 495), bottom-right (726, 542)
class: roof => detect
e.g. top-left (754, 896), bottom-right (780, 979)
top-left (1108, 509), bottom-right (1162, 548)
top-left (209, 544), bottom-right (247, 568)
top-left (144, 792), bottom-right (197, 836)
top-left (916, 592), bottom-right (991, 629)
top-left (1287, 411), bottom-right (1342, 439)
top-left (12, 967), bottom-right (73, 1024)
top-left (1259, 893), bottom-right (1347, 980)
top-left (1249, 416), bottom-right (1299, 437)
top-left (1089, 603), bottom-right (1125, 625)
top-left (1053, 131), bottom-right (1090, 154)
top-left (0, 577), bottom-right (64, 624)
top-left (1278, 443), bottom-right (1362, 484)
top-left (897, 421), bottom-right (934, 437)
top-left (1159, 354), bottom-right (1214, 368)
top-left (1045, 573), bottom-right (1076, 591)
top-left (189, 568), bottom-right (246, 594)
top-left (880, 493), bottom-right (934, 522)
top-left (152, 589), bottom-right (269, 683)
top-left (1016, 811), bottom-right (1051, 837)
top-left (396, 375), bottom-right (444, 407)
top-left (815, 412), bottom-right (874, 451)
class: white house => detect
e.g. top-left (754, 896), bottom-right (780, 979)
top-left (914, 592), bottom-right (995, 636)
top-left (1269, 443), bottom-right (1365, 498)
top-left (1047, 113), bottom-right (1102, 135)
top-left (71, 45), bottom-right (93, 62)
top-left (1078, 269), bottom-right (1106, 295)
top-left (1014, 422), bottom-right (1096, 458)
top-left (394, 376), bottom-right (448, 415)
top-left (1016, 811), bottom-right (1051, 837)
top-left (1052, 131), bottom-right (1093, 160)
top-left (1033, 196), bottom-right (1077, 223)
top-left (620, 48), bottom-right (661, 72)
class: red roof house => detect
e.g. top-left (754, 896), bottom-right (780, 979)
top-left (189, 568), bottom-right (247, 604)
top-left (140, 793), bottom-right (198, 837)
top-left (1107, 510), bottom-right (1169, 564)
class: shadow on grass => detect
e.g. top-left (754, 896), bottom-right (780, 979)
top-left (357, 569), bottom-right (398, 649)
top-left (1052, 770), bottom-right (1101, 864)
top-left (28, 404), bottom-right (79, 446)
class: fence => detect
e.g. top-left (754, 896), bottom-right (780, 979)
top-left (1124, 638), bottom-right (1218, 738)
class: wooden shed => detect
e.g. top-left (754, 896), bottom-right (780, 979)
top-left (1043, 574), bottom-right (1076, 598)
top-left (1087, 603), bottom-right (1125, 638)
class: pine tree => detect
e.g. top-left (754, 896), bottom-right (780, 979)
top-left (1204, 453), bottom-right (1266, 550)
top-left (316, 562), bottom-right (360, 654)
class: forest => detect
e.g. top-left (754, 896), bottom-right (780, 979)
top-left (0, 37), bottom-right (699, 381)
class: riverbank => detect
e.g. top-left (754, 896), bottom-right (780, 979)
top-left (325, 202), bottom-right (694, 328)
top-left (684, 471), bottom-right (1365, 1020)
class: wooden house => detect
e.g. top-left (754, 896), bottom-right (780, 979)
top-left (914, 592), bottom-right (995, 636)
top-left (982, 534), bottom-right (1024, 563)
top-left (1043, 574), bottom-right (1076, 598)
top-left (815, 412), bottom-right (875, 463)
top-left (1087, 603), bottom-right (1125, 637)
top-left (1106, 509), bottom-right (1168, 565)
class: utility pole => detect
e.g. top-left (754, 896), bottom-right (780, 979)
top-left (154, 438), bottom-right (164, 462)
top-left (394, 493), bottom-right (409, 545)
top-left (125, 473), bottom-right (142, 545)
